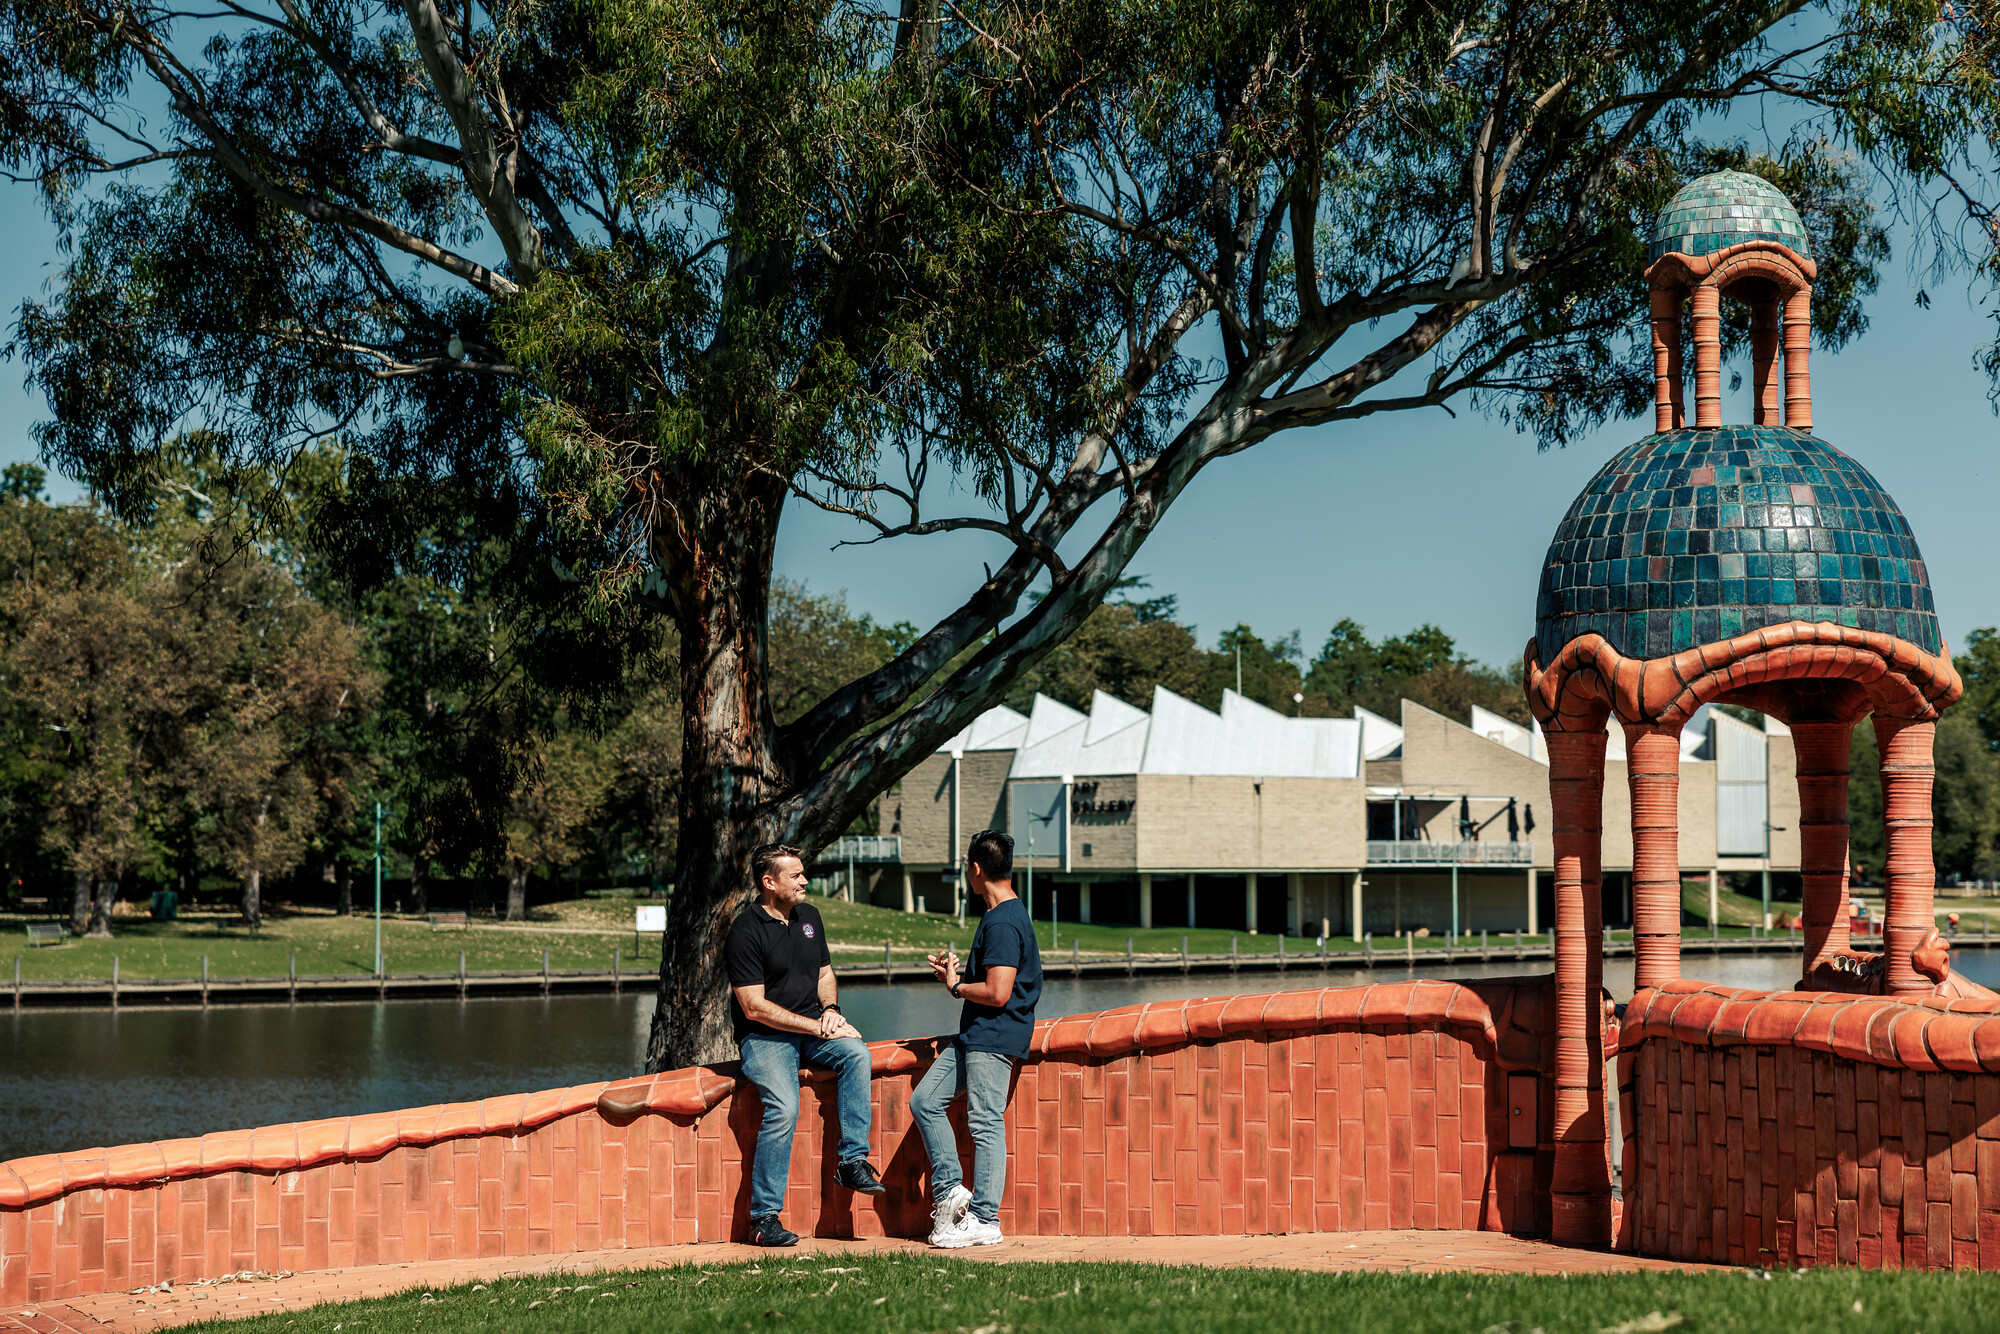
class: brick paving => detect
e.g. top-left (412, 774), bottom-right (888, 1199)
top-left (0, 1231), bottom-right (1727, 1332)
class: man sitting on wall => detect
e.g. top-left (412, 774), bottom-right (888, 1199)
top-left (913, 828), bottom-right (1043, 1247)
top-left (725, 842), bottom-right (887, 1247)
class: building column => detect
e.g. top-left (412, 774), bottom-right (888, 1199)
top-left (1352, 872), bottom-right (1365, 942)
top-left (1707, 869), bottom-right (1719, 930)
top-left (901, 868), bottom-right (915, 914)
top-left (1626, 722), bottom-right (1684, 992)
top-left (1691, 282), bottom-right (1723, 428)
top-left (1546, 728), bottom-right (1610, 1247)
top-left (1793, 720), bottom-right (1855, 981)
top-left (1287, 872), bottom-right (1303, 936)
top-left (1783, 287), bottom-right (1813, 432)
top-left (1187, 878), bottom-right (1197, 931)
top-left (1079, 881), bottom-right (1093, 925)
top-left (1244, 873), bottom-right (1258, 934)
top-left (1876, 716), bottom-right (1938, 996)
top-left (1649, 284), bottom-right (1683, 431)
top-left (1139, 873), bottom-right (1153, 930)
top-left (1751, 299), bottom-right (1782, 424)
top-left (1527, 864), bottom-right (1538, 936)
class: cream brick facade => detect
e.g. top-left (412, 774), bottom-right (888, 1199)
top-left (871, 691), bottom-right (1805, 934)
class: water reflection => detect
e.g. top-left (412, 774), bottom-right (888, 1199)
top-left (9, 948), bottom-right (2000, 1163)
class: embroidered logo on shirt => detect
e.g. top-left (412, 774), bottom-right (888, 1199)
top-left (801, 922), bottom-right (817, 939)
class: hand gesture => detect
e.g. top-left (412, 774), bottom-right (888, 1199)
top-left (817, 1008), bottom-right (851, 1040)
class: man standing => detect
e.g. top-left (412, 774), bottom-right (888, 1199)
top-left (725, 842), bottom-right (886, 1247)
top-left (911, 829), bottom-right (1042, 1247)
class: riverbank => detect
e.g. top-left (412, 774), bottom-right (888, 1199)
top-left (10, 890), bottom-right (2000, 1009)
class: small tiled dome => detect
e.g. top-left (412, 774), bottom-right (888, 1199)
top-left (1535, 426), bottom-right (1939, 665)
top-left (1648, 170), bottom-right (1810, 264)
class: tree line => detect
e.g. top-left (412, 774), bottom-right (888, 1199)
top-left (0, 455), bottom-right (1564, 931)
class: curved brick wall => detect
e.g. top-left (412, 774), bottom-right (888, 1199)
top-left (1617, 980), bottom-right (2000, 1270)
top-left (0, 980), bottom-right (1559, 1305)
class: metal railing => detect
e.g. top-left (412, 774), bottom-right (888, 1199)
top-left (1365, 840), bottom-right (1533, 865)
top-left (823, 835), bottom-right (903, 863)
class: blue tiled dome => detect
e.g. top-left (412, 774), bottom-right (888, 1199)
top-left (1648, 170), bottom-right (1810, 264)
top-left (1535, 427), bottom-right (1940, 665)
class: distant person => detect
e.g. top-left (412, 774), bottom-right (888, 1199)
top-left (725, 842), bottom-right (886, 1247)
top-left (912, 829), bottom-right (1042, 1248)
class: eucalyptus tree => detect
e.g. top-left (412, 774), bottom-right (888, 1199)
top-left (3, 0), bottom-right (1989, 1064)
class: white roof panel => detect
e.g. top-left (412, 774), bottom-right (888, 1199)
top-left (937, 703), bottom-right (1029, 754)
top-left (1084, 690), bottom-right (1150, 745)
top-left (1354, 706), bottom-right (1404, 761)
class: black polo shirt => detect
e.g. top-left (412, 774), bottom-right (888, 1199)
top-left (723, 899), bottom-right (832, 1040)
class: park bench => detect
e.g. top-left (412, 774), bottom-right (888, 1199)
top-left (428, 912), bottom-right (469, 932)
top-left (25, 923), bottom-right (66, 947)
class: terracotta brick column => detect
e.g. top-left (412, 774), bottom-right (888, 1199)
top-left (1650, 285), bottom-right (1683, 432)
top-left (1546, 728), bottom-right (1610, 1246)
top-left (1625, 723), bottom-right (1683, 991)
top-left (1783, 287), bottom-right (1813, 432)
top-left (1690, 283), bottom-right (1722, 428)
top-left (1751, 299), bottom-right (1782, 424)
top-left (1793, 720), bottom-right (1855, 980)
top-left (1875, 716), bottom-right (1937, 996)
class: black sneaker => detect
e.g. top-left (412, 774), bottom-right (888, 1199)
top-left (835, 1159), bottom-right (887, 1195)
top-left (747, 1214), bottom-right (799, 1247)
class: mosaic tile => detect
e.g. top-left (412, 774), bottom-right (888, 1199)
top-left (1648, 168), bottom-right (1812, 262)
top-left (1534, 425), bottom-right (1941, 662)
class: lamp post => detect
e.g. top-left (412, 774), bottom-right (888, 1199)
top-left (373, 801), bottom-right (384, 978)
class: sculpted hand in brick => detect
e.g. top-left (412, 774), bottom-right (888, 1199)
top-left (1799, 928), bottom-right (1998, 1000)
top-left (912, 829), bottom-right (1042, 1248)
top-left (724, 842), bottom-right (886, 1247)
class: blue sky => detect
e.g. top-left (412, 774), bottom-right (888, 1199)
top-left (3, 162), bottom-right (1995, 672)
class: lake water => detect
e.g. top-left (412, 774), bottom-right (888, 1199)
top-left (9, 950), bottom-right (2000, 1163)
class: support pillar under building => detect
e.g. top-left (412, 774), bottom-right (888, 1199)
top-left (1876, 716), bottom-right (1938, 996)
top-left (1793, 720), bottom-right (1855, 980)
top-left (1546, 728), bottom-right (1611, 1247)
top-left (1625, 723), bottom-right (1683, 991)
top-left (1138, 873), bottom-right (1153, 930)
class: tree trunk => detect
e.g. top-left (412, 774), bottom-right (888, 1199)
top-left (242, 867), bottom-right (262, 928)
top-left (335, 859), bottom-right (354, 915)
top-left (645, 479), bottom-right (791, 1073)
top-left (411, 856), bottom-right (430, 918)
top-left (69, 868), bottom-right (92, 935)
top-left (84, 869), bottom-right (118, 939)
top-left (506, 863), bottom-right (529, 922)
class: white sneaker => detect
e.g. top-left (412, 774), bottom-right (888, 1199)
top-left (929, 1184), bottom-right (972, 1241)
top-left (932, 1216), bottom-right (1003, 1249)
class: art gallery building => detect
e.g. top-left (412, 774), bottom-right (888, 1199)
top-left (838, 687), bottom-right (1802, 938)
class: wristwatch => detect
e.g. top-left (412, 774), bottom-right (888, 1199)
top-left (823, 1003), bottom-right (842, 1014)
top-left (948, 980), bottom-right (962, 998)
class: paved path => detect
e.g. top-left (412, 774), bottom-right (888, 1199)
top-left (0, 1231), bottom-right (1727, 1333)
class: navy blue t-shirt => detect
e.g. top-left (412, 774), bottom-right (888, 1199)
top-left (958, 897), bottom-right (1042, 1056)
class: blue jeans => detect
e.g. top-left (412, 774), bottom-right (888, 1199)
top-left (909, 1043), bottom-right (1016, 1224)
top-left (737, 1032), bottom-right (874, 1220)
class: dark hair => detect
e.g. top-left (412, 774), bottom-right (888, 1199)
top-left (751, 843), bottom-right (805, 891)
top-left (967, 829), bottom-right (1012, 881)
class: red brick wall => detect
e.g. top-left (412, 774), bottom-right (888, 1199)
top-left (1619, 980), bottom-right (2000, 1270)
top-left (1, 981), bottom-right (1555, 1305)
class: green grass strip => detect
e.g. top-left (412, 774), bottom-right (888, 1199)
top-left (172, 1254), bottom-right (2000, 1334)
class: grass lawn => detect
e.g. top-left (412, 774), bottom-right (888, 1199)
top-left (16, 884), bottom-right (1981, 985)
top-left (174, 1255), bottom-right (2000, 1334)
top-left (0, 910), bottom-right (668, 983)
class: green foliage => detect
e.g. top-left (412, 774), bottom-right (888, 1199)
top-left (1304, 621), bottom-right (1528, 725)
top-left (1006, 596), bottom-right (1525, 726)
